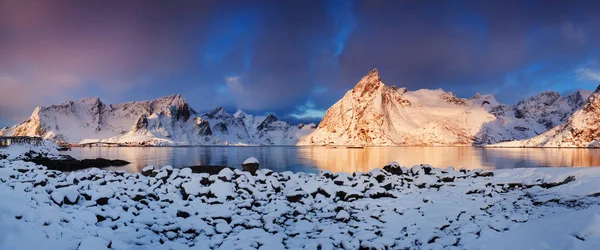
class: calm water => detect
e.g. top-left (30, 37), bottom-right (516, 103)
top-left (61, 146), bottom-right (600, 174)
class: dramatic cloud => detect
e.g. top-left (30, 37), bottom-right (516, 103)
top-left (577, 68), bottom-right (600, 82)
top-left (289, 99), bottom-right (327, 121)
top-left (1, 0), bottom-right (599, 126)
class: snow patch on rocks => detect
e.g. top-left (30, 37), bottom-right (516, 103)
top-left (0, 157), bottom-right (599, 249)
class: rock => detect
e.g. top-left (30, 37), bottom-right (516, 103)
top-left (242, 157), bottom-right (259, 175)
top-left (27, 157), bottom-right (130, 172)
top-left (336, 210), bottom-right (350, 222)
top-left (78, 237), bottom-right (109, 250)
top-left (215, 222), bottom-right (232, 234)
top-left (141, 166), bottom-right (155, 176)
top-left (177, 210), bottom-right (190, 218)
top-left (476, 171), bottom-right (494, 177)
top-left (383, 162), bottom-right (404, 175)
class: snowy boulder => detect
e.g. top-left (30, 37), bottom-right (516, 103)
top-left (215, 221), bottom-right (233, 234)
top-left (217, 168), bottom-right (235, 182)
top-left (51, 190), bottom-right (65, 206)
top-left (141, 165), bottom-right (155, 177)
top-left (178, 168), bottom-right (193, 178)
top-left (336, 210), bottom-right (350, 222)
top-left (383, 161), bottom-right (404, 175)
top-left (209, 181), bottom-right (235, 201)
top-left (413, 175), bottom-right (439, 188)
top-left (55, 187), bottom-right (80, 205)
top-left (78, 236), bottom-right (109, 250)
top-left (181, 177), bottom-right (210, 199)
top-left (242, 157), bottom-right (260, 175)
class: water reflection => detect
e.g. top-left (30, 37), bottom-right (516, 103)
top-left (62, 146), bottom-right (600, 174)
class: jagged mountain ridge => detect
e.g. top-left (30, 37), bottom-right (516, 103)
top-left (298, 68), bottom-right (591, 146)
top-left (493, 85), bottom-right (600, 147)
top-left (0, 95), bottom-right (316, 145)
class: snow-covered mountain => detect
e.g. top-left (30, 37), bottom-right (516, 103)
top-left (0, 95), bottom-right (315, 146)
top-left (298, 68), bottom-right (591, 146)
top-left (493, 85), bottom-right (600, 147)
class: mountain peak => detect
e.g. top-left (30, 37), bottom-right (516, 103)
top-left (78, 97), bottom-right (102, 104)
top-left (353, 68), bottom-right (384, 95)
top-left (368, 68), bottom-right (379, 75)
top-left (157, 94), bottom-right (186, 104)
top-left (204, 106), bottom-right (231, 119)
top-left (234, 109), bottom-right (247, 118)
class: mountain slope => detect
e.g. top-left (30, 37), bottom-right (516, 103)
top-left (493, 85), bottom-right (600, 147)
top-left (298, 69), bottom-right (590, 146)
top-left (0, 95), bottom-right (315, 146)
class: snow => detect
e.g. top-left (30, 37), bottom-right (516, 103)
top-left (0, 140), bottom-right (61, 160)
top-left (491, 85), bottom-right (600, 148)
top-left (0, 95), bottom-right (315, 146)
top-left (1, 145), bottom-right (600, 249)
top-left (299, 69), bottom-right (592, 146)
top-left (473, 206), bottom-right (600, 250)
top-left (78, 237), bottom-right (109, 250)
top-left (243, 157), bottom-right (259, 164)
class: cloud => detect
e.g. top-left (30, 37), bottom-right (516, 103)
top-left (2, 0), bottom-right (600, 126)
top-left (225, 76), bottom-right (244, 92)
top-left (561, 21), bottom-right (585, 44)
top-left (289, 99), bottom-right (326, 120)
top-left (576, 68), bottom-right (600, 82)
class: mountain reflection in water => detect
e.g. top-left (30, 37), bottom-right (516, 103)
top-left (62, 146), bottom-right (600, 174)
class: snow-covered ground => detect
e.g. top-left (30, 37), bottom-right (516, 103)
top-left (1, 144), bottom-right (600, 249)
top-left (0, 140), bottom-right (62, 161)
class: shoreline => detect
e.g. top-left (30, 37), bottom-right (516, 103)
top-left (1, 156), bottom-right (600, 249)
top-left (2, 144), bottom-right (600, 249)
top-left (60, 144), bottom-right (600, 149)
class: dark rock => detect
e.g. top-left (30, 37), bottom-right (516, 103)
top-left (383, 164), bottom-right (404, 175)
top-left (64, 195), bottom-right (79, 205)
top-left (422, 166), bottom-right (432, 175)
top-left (96, 214), bottom-right (106, 222)
top-left (310, 188), bottom-right (331, 198)
top-left (96, 197), bottom-right (109, 206)
top-left (441, 176), bottom-right (456, 182)
top-left (370, 192), bottom-right (396, 199)
top-left (177, 211), bottom-right (190, 218)
top-left (141, 166), bottom-right (154, 176)
top-left (540, 175), bottom-right (576, 188)
top-left (195, 119), bottom-right (212, 136)
top-left (27, 157), bottom-right (130, 172)
top-left (286, 194), bottom-right (303, 203)
top-left (242, 163), bottom-right (259, 175)
top-left (131, 194), bottom-right (145, 202)
top-left (212, 122), bottom-right (229, 134)
top-left (256, 114), bottom-right (279, 131)
top-left (476, 172), bottom-right (494, 177)
top-left (374, 174), bottom-right (385, 183)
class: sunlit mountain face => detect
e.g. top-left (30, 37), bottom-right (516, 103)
top-left (1, 0), bottom-right (600, 129)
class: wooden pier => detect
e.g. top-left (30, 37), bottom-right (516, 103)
top-left (0, 136), bottom-right (45, 148)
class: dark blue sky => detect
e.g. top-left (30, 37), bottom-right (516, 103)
top-left (1, 0), bottom-right (600, 127)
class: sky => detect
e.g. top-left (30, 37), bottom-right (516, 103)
top-left (1, 0), bottom-right (600, 127)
